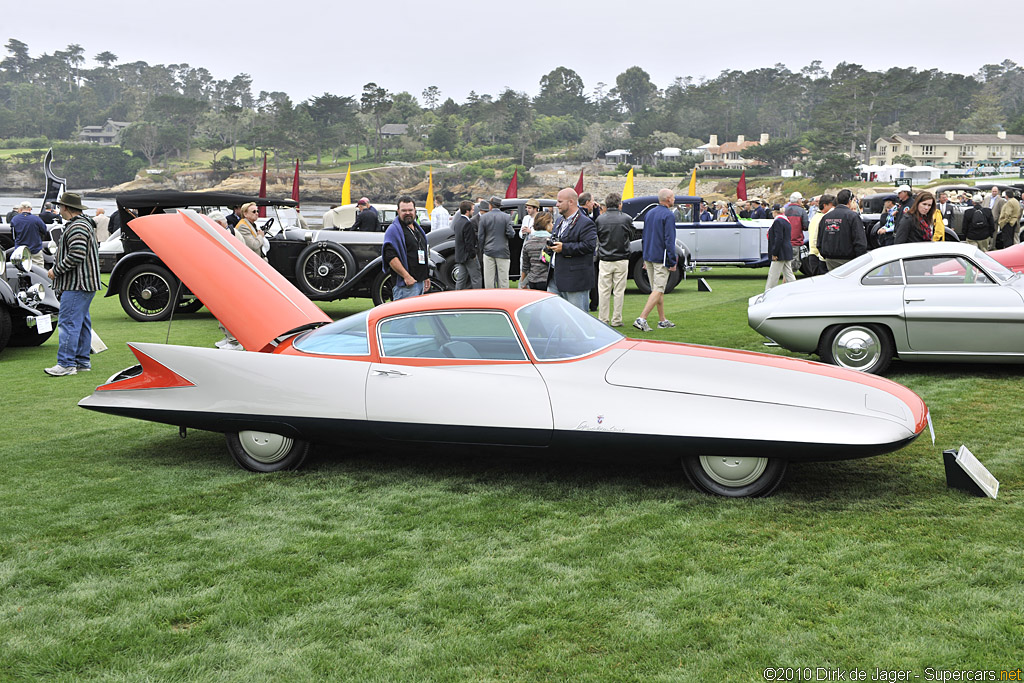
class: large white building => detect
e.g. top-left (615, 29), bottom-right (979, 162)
top-left (872, 130), bottom-right (1024, 168)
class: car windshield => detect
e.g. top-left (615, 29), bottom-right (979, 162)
top-left (516, 296), bottom-right (623, 360)
top-left (293, 311), bottom-right (370, 355)
top-left (828, 253), bottom-right (874, 278)
top-left (972, 250), bottom-right (1018, 284)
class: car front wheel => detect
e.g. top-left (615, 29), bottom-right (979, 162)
top-left (682, 455), bottom-right (787, 497)
top-left (819, 323), bottom-right (893, 374)
top-left (226, 430), bottom-right (309, 472)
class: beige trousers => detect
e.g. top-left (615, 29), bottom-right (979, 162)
top-left (597, 260), bottom-right (629, 325)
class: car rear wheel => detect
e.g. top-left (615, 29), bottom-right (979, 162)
top-left (682, 455), bottom-right (787, 497)
top-left (820, 323), bottom-right (893, 374)
top-left (295, 242), bottom-right (356, 299)
top-left (226, 430), bottom-right (309, 472)
top-left (119, 263), bottom-right (179, 322)
top-left (632, 258), bottom-right (682, 295)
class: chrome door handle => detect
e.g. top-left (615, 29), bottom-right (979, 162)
top-left (905, 297), bottom-right (925, 302)
top-left (373, 369), bottom-right (408, 377)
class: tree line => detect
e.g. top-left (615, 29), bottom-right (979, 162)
top-left (2, 38), bottom-right (1023, 181)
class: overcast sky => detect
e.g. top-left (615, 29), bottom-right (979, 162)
top-left (7, 0), bottom-right (1010, 104)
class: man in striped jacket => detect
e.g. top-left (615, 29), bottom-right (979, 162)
top-left (45, 192), bottom-right (101, 377)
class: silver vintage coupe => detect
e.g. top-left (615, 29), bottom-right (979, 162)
top-left (748, 243), bottom-right (1024, 374)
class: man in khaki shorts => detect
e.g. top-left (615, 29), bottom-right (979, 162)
top-left (634, 189), bottom-right (678, 331)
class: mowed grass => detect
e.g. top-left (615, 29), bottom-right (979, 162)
top-left (1, 270), bottom-right (1022, 681)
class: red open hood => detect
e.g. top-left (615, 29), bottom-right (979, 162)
top-left (130, 210), bottom-right (330, 352)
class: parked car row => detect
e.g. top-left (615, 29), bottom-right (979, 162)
top-left (103, 191), bottom-right (447, 322)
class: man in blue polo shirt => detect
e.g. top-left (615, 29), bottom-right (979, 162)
top-left (634, 189), bottom-right (678, 331)
top-left (11, 201), bottom-right (49, 268)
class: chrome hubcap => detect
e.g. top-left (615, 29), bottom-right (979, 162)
top-left (238, 430), bottom-right (293, 464)
top-left (699, 456), bottom-right (768, 487)
top-left (832, 327), bottom-right (880, 370)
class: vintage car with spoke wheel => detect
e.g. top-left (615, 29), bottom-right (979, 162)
top-left (749, 243), bottom-right (1024, 374)
top-left (79, 209), bottom-right (929, 497)
top-left (105, 191), bottom-right (444, 321)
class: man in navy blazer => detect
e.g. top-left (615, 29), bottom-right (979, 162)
top-left (547, 188), bottom-right (597, 312)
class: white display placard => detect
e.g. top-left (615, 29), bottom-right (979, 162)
top-left (35, 314), bottom-right (52, 334)
top-left (956, 445), bottom-right (999, 499)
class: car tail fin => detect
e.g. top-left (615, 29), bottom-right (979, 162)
top-left (97, 344), bottom-right (195, 392)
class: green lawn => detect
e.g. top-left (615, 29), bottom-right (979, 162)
top-left (1, 271), bottom-right (1021, 680)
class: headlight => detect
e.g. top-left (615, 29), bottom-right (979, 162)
top-left (11, 245), bottom-right (32, 272)
top-left (27, 283), bottom-right (44, 300)
top-left (43, 240), bottom-right (57, 256)
top-left (0, 248), bottom-right (5, 270)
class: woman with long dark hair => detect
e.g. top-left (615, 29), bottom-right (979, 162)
top-left (894, 191), bottom-right (936, 244)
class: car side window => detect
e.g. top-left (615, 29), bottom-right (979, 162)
top-left (379, 312), bottom-right (526, 360)
top-left (903, 256), bottom-right (993, 285)
top-left (862, 261), bottom-right (904, 286)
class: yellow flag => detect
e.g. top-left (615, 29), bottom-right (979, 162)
top-left (341, 164), bottom-right (351, 205)
top-left (425, 168), bottom-right (434, 216)
top-left (622, 168), bottom-right (634, 200)
top-left (688, 168), bottom-right (697, 196)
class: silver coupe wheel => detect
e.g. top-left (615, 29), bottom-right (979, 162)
top-left (821, 324), bottom-right (893, 374)
top-left (225, 431), bottom-right (310, 472)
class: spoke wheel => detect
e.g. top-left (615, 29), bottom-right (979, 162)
top-left (820, 324), bottom-right (893, 374)
top-left (119, 263), bottom-right (177, 322)
top-left (682, 455), bottom-right (787, 498)
top-left (371, 270), bottom-right (393, 306)
top-left (295, 242), bottom-right (355, 299)
top-left (226, 430), bottom-right (309, 472)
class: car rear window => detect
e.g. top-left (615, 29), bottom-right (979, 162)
top-left (293, 311), bottom-right (370, 355)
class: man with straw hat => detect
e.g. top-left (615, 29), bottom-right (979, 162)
top-left (44, 192), bottom-right (101, 376)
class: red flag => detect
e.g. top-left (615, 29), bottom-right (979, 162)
top-left (291, 158), bottom-right (300, 205)
top-left (505, 169), bottom-right (518, 198)
top-left (737, 171), bottom-right (747, 201)
top-left (574, 169), bottom-right (584, 195)
top-left (257, 153), bottom-right (267, 218)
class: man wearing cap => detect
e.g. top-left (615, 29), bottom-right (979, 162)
top-left (11, 201), bottom-right (49, 267)
top-left (520, 198), bottom-right (540, 238)
top-left (44, 192), bottom-right (101, 376)
top-left (352, 198), bottom-right (381, 232)
top-left (477, 195), bottom-right (515, 288)
top-left (783, 192), bottom-right (808, 274)
top-left (895, 184), bottom-right (914, 219)
top-left (749, 199), bottom-right (766, 220)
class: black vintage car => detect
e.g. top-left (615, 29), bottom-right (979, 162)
top-left (0, 245), bottom-right (60, 354)
top-left (106, 191), bottom-right (444, 321)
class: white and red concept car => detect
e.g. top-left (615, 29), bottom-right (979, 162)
top-left (80, 210), bottom-right (930, 497)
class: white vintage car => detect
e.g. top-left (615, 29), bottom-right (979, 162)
top-left (80, 209), bottom-right (930, 497)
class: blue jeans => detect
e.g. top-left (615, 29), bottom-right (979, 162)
top-left (546, 279), bottom-right (589, 312)
top-left (392, 279), bottom-right (424, 300)
top-left (57, 290), bottom-right (95, 368)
